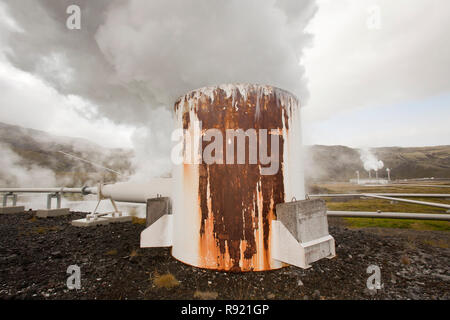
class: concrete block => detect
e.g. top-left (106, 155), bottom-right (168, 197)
top-left (71, 217), bottom-right (110, 227)
top-left (36, 208), bottom-right (70, 218)
top-left (71, 214), bottom-right (132, 227)
top-left (276, 199), bottom-right (329, 243)
top-left (0, 206), bottom-right (25, 214)
top-left (141, 215), bottom-right (173, 248)
top-left (272, 220), bottom-right (334, 269)
top-left (273, 199), bottom-right (335, 269)
top-left (104, 214), bottom-right (133, 223)
top-left (146, 197), bottom-right (171, 227)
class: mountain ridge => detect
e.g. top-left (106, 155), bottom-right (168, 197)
top-left (0, 122), bottom-right (449, 186)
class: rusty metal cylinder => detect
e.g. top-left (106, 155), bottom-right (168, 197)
top-left (171, 84), bottom-right (304, 271)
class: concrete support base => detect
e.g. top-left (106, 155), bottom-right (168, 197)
top-left (273, 199), bottom-right (336, 269)
top-left (146, 197), bottom-right (171, 227)
top-left (0, 206), bottom-right (25, 214)
top-left (71, 217), bottom-right (110, 227)
top-left (36, 208), bottom-right (70, 218)
top-left (104, 214), bottom-right (133, 223)
top-left (71, 214), bottom-right (132, 227)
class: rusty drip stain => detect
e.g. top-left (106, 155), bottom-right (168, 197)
top-left (176, 85), bottom-right (297, 271)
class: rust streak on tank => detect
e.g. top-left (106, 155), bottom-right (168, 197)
top-left (175, 84), bottom-right (298, 271)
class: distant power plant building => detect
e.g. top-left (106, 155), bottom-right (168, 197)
top-left (354, 150), bottom-right (390, 185)
top-left (350, 169), bottom-right (389, 185)
top-left (350, 178), bottom-right (389, 185)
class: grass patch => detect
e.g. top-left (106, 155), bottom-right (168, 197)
top-left (32, 226), bottom-right (61, 234)
top-left (400, 255), bottom-right (411, 265)
top-left (325, 196), bottom-right (450, 231)
top-left (105, 249), bottom-right (118, 255)
top-left (130, 249), bottom-right (139, 257)
top-left (131, 217), bottom-right (146, 225)
top-left (325, 198), bottom-right (448, 214)
top-left (194, 290), bottom-right (218, 300)
top-left (152, 273), bottom-right (180, 289)
top-left (343, 218), bottom-right (450, 231)
top-left (423, 239), bottom-right (449, 248)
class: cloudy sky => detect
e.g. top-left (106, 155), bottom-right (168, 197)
top-left (0, 0), bottom-right (449, 150)
top-left (302, 0), bottom-right (450, 147)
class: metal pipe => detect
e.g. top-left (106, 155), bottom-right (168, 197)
top-left (310, 193), bottom-right (450, 198)
top-left (58, 151), bottom-right (124, 176)
top-left (0, 179), bottom-right (173, 203)
top-left (98, 180), bottom-right (172, 203)
top-left (1, 187), bottom-right (449, 207)
top-left (327, 211), bottom-right (450, 221)
top-left (375, 193), bottom-right (450, 198)
top-left (362, 193), bottom-right (450, 210)
top-left (389, 184), bottom-right (450, 188)
top-left (0, 187), bottom-right (85, 194)
top-left (1, 186), bottom-right (449, 222)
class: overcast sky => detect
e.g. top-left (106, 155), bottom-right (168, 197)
top-left (0, 0), bottom-right (449, 149)
top-left (302, 0), bottom-right (450, 147)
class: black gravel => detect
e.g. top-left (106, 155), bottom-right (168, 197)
top-left (0, 211), bottom-right (449, 300)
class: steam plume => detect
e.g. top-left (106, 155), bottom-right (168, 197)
top-left (0, 143), bottom-right (57, 187)
top-left (359, 148), bottom-right (384, 172)
top-left (2, 0), bottom-right (317, 179)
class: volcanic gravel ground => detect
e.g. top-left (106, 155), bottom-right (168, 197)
top-left (0, 211), bottom-right (448, 300)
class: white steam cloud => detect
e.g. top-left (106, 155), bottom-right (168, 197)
top-left (0, 143), bottom-right (57, 187)
top-left (359, 148), bottom-right (384, 172)
top-left (2, 0), bottom-right (317, 180)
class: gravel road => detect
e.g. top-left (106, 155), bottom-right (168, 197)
top-left (0, 211), bottom-right (448, 300)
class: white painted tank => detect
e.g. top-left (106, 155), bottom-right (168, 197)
top-left (170, 84), bottom-right (305, 272)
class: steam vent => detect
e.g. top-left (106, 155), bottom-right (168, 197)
top-left (171, 84), bottom-right (305, 272)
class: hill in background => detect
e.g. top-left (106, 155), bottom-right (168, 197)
top-left (0, 122), bottom-right (132, 187)
top-left (0, 122), bottom-right (449, 187)
top-left (305, 145), bottom-right (450, 182)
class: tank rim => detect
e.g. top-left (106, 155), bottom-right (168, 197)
top-left (174, 83), bottom-right (299, 105)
